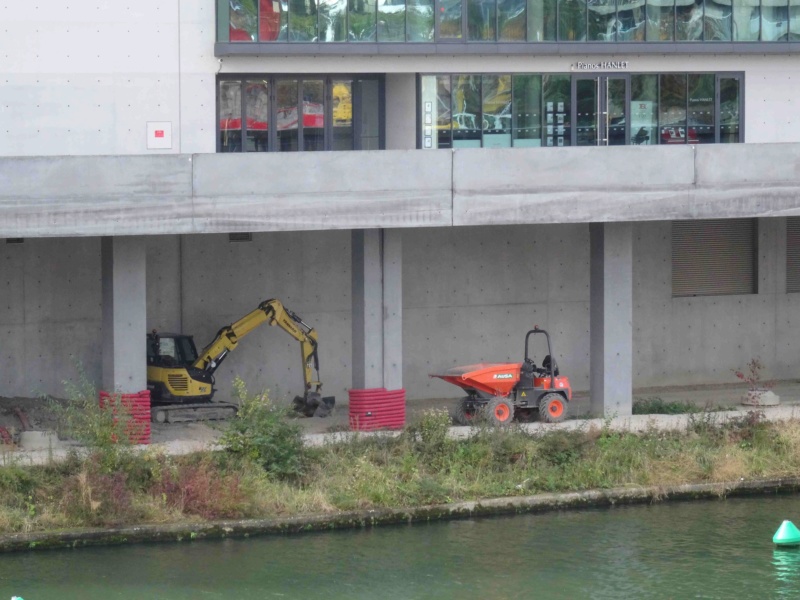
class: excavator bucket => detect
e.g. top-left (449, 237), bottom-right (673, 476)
top-left (292, 392), bottom-right (335, 418)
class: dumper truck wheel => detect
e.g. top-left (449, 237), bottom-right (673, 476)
top-left (485, 397), bottom-right (514, 426)
top-left (539, 393), bottom-right (567, 423)
top-left (452, 397), bottom-right (478, 426)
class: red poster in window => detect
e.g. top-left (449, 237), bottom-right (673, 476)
top-left (155, 130), bottom-right (165, 138)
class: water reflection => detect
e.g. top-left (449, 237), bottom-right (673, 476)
top-left (773, 548), bottom-right (800, 597)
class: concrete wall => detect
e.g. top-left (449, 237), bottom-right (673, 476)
top-left (4, 144), bottom-right (800, 238)
top-left (5, 218), bottom-right (795, 401)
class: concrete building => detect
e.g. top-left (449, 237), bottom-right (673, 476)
top-left (2, 0), bottom-right (800, 417)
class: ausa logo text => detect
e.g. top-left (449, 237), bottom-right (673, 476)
top-left (493, 373), bottom-right (514, 379)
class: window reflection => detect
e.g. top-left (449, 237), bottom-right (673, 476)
top-left (659, 74), bottom-right (689, 144)
top-left (676, 0), bottom-right (704, 40)
top-left (512, 74), bottom-right (542, 146)
top-left (219, 80), bottom-right (243, 151)
top-left (630, 74), bottom-right (658, 145)
top-left (277, 80), bottom-right (299, 151)
top-left (588, 0), bottom-right (617, 41)
top-left (440, 0), bottom-right (464, 37)
top-left (482, 75), bottom-right (512, 147)
top-left (543, 74), bottom-right (570, 146)
top-left (559, 0), bottom-right (588, 39)
top-left (719, 77), bottom-right (740, 143)
top-left (498, 0), bottom-right (526, 39)
top-left (407, 0), bottom-right (435, 39)
top-left (647, 0), bottom-right (675, 39)
top-left (319, 0), bottom-right (347, 41)
top-left (452, 75), bottom-right (482, 146)
top-left (303, 80), bottom-right (325, 150)
top-left (688, 74), bottom-right (715, 143)
top-left (468, 0), bottom-right (497, 39)
top-left (528, 0), bottom-right (557, 39)
top-left (333, 81), bottom-right (354, 149)
top-left (245, 80), bottom-right (270, 151)
top-left (350, 0), bottom-right (378, 40)
top-left (230, 0), bottom-right (258, 41)
top-left (260, 0), bottom-right (288, 40)
top-left (378, 0), bottom-right (406, 40)
top-left (289, 0), bottom-right (318, 39)
top-left (618, 2), bottom-right (646, 41)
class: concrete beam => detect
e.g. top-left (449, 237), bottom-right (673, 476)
top-left (590, 222), bottom-right (632, 417)
top-left (101, 236), bottom-right (147, 394)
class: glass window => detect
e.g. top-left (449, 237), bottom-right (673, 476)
top-left (659, 73), bottom-right (688, 144)
top-left (607, 77), bottom-right (627, 145)
top-left (575, 78), bottom-right (599, 145)
top-left (542, 74), bottom-right (570, 146)
top-left (260, 0), bottom-right (288, 40)
top-left (349, 0), bottom-right (377, 39)
top-left (358, 79), bottom-right (382, 149)
top-left (646, 0), bottom-right (674, 40)
top-left (482, 75), bottom-right (512, 147)
top-left (732, 0), bottom-right (760, 41)
top-left (618, 2), bottom-right (646, 41)
top-left (688, 73), bottom-right (715, 143)
top-left (469, 0), bottom-right (497, 39)
top-left (630, 74), bottom-right (658, 145)
top-left (219, 81), bottom-right (243, 152)
top-left (512, 74), bottom-right (542, 146)
top-left (528, 0), bottom-right (557, 40)
top-left (588, 0), bottom-right (616, 41)
top-left (407, 0), bottom-right (435, 39)
top-left (289, 0), bottom-right (318, 40)
top-left (244, 80), bottom-right (270, 151)
top-left (303, 80), bottom-right (325, 150)
top-left (333, 80), bottom-right (354, 149)
top-left (719, 77), bottom-right (740, 143)
top-left (792, 2), bottom-right (800, 39)
top-left (676, 0), bottom-right (704, 40)
top-left (704, 0), bottom-right (731, 40)
top-left (277, 79), bottom-right (299, 150)
top-left (452, 75), bottom-right (482, 147)
top-left (378, 0), bottom-right (406, 40)
top-left (440, 0), bottom-right (464, 37)
top-left (319, 0), bottom-right (348, 41)
top-left (761, 1), bottom-right (790, 41)
top-left (230, 0), bottom-right (258, 41)
top-left (498, 0), bottom-right (526, 39)
top-left (559, 0), bottom-right (587, 40)
top-left (420, 75), bottom-right (449, 148)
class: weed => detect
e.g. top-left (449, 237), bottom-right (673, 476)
top-left (220, 378), bottom-right (308, 479)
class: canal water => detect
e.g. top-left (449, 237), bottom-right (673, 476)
top-left (3, 496), bottom-right (800, 599)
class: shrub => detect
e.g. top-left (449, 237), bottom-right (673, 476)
top-left (50, 366), bottom-right (135, 473)
top-left (220, 378), bottom-right (308, 479)
top-left (404, 409), bottom-right (452, 456)
top-left (60, 461), bottom-right (134, 526)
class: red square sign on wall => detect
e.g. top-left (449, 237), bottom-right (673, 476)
top-left (147, 122), bottom-right (172, 149)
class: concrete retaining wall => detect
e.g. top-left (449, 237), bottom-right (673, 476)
top-left (4, 218), bottom-right (799, 402)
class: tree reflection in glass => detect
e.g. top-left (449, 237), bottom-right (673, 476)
top-left (498, 0), bottom-right (526, 39)
top-left (349, 0), bottom-right (377, 39)
top-left (468, 0), bottom-right (497, 39)
top-left (646, 0), bottom-right (674, 40)
top-left (559, 0), bottom-right (587, 40)
top-left (378, 0), bottom-right (406, 40)
top-left (319, 0), bottom-right (347, 41)
top-left (407, 0), bottom-right (434, 40)
top-left (676, 0), bottom-right (703, 40)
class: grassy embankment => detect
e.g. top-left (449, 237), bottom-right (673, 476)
top-left (0, 381), bottom-right (797, 535)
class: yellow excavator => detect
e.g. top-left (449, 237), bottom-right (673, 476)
top-left (146, 299), bottom-right (335, 423)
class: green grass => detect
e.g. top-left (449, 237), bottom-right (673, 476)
top-left (2, 408), bottom-right (800, 535)
top-left (632, 396), bottom-right (726, 415)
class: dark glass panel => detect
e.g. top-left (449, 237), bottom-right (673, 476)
top-left (676, 0), bottom-right (703, 40)
top-left (358, 79), bottom-right (381, 149)
top-left (659, 73), bottom-right (688, 144)
top-left (452, 75), bottom-right (482, 147)
top-left (303, 80), bottom-right (325, 151)
top-left (230, 0), bottom-right (258, 41)
top-left (646, 0), bottom-right (674, 40)
top-left (588, 0), bottom-right (617, 41)
top-left (276, 79), bottom-right (299, 151)
top-left (260, 0), bottom-right (288, 40)
top-left (440, 0), bottom-right (464, 37)
top-left (319, 0), bottom-right (347, 41)
top-left (498, 0), bottom-right (526, 39)
top-left (244, 80), bottom-right (270, 152)
top-left (542, 74), bottom-right (570, 146)
top-left (289, 0), bottom-right (318, 40)
top-left (378, 0), bottom-right (406, 40)
top-left (349, 0), bottom-right (377, 39)
top-left (575, 78), bottom-right (598, 146)
top-left (407, 0), bottom-right (435, 39)
top-left (512, 74), bottom-right (542, 146)
top-left (607, 77), bottom-right (627, 145)
top-left (630, 74), bottom-right (658, 145)
top-left (719, 77), bottom-right (740, 143)
top-left (529, 0), bottom-right (558, 39)
top-left (468, 0), bottom-right (497, 39)
top-left (219, 80), bottom-right (243, 152)
top-left (688, 73), bottom-right (715, 143)
top-left (559, 0), bottom-right (587, 39)
top-left (482, 75), bottom-right (512, 147)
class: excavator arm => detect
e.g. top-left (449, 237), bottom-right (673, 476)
top-left (193, 299), bottom-right (333, 416)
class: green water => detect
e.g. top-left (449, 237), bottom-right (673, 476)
top-left (4, 496), bottom-right (800, 599)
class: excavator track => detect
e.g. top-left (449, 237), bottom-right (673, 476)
top-left (150, 402), bottom-right (239, 424)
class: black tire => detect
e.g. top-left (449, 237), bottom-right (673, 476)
top-left (485, 397), bottom-right (515, 426)
top-left (452, 397), bottom-right (478, 426)
top-left (539, 393), bottom-right (568, 423)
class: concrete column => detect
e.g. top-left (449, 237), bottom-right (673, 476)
top-left (101, 236), bottom-right (147, 394)
top-left (351, 229), bottom-right (403, 390)
top-left (590, 222), bottom-right (633, 417)
top-left (385, 74), bottom-right (417, 150)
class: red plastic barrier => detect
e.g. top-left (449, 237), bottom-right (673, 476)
top-left (99, 390), bottom-right (151, 445)
top-left (349, 388), bottom-right (406, 431)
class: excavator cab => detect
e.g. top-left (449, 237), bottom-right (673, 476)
top-left (147, 332), bottom-right (199, 368)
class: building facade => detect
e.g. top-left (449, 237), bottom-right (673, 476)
top-left (2, 0), bottom-right (800, 415)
